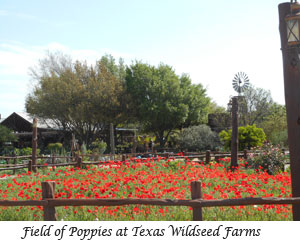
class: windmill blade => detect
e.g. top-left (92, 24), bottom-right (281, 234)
top-left (232, 72), bottom-right (250, 94)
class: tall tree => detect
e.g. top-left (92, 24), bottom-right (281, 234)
top-left (260, 103), bottom-right (287, 146)
top-left (238, 84), bottom-right (273, 126)
top-left (26, 52), bottom-right (130, 146)
top-left (125, 62), bottom-right (210, 146)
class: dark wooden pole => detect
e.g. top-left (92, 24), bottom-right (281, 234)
top-left (32, 118), bottom-right (38, 172)
top-left (279, 2), bottom-right (300, 221)
top-left (205, 150), bottom-right (211, 164)
top-left (71, 133), bottom-right (75, 161)
top-left (28, 160), bottom-right (32, 172)
top-left (52, 153), bottom-right (55, 170)
top-left (42, 181), bottom-right (57, 221)
top-left (191, 181), bottom-right (202, 221)
top-left (231, 97), bottom-right (238, 169)
top-left (12, 153), bottom-right (16, 175)
top-left (110, 123), bottom-right (115, 159)
top-left (243, 149), bottom-right (248, 162)
top-left (76, 155), bottom-right (82, 169)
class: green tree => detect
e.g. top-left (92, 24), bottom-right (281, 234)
top-left (179, 74), bottom-right (210, 128)
top-left (125, 62), bottom-right (210, 146)
top-left (238, 84), bottom-right (273, 126)
top-left (207, 101), bottom-right (230, 133)
top-left (26, 52), bottom-right (131, 146)
top-left (0, 125), bottom-right (17, 146)
top-left (260, 103), bottom-right (287, 146)
top-left (219, 124), bottom-right (266, 151)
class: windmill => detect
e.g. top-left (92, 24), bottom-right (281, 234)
top-left (230, 72), bottom-right (250, 170)
top-left (232, 72), bottom-right (250, 95)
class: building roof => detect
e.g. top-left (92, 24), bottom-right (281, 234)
top-left (0, 112), bottom-right (60, 132)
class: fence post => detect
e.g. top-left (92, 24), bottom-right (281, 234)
top-left (76, 155), bottom-right (82, 168)
top-left (42, 181), bottom-right (57, 221)
top-left (28, 160), bottom-right (32, 172)
top-left (51, 153), bottom-right (55, 170)
top-left (205, 150), bottom-right (211, 164)
top-left (32, 118), bottom-right (38, 172)
top-left (243, 149), bottom-right (248, 161)
top-left (191, 181), bottom-right (203, 221)
top-left (13, 153), bottom-right (16, 175)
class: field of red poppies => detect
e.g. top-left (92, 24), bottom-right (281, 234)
top-left (0, 156), bottom-right (292, 220)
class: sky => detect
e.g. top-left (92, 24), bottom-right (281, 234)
top-left (0, 0), bottom-right (288, 118)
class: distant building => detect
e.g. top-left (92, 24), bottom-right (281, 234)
top-left (0, 112), bottom-right (63, 149)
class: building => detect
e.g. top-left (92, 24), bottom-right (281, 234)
top-left (0, 112), bottom-right (63, 149)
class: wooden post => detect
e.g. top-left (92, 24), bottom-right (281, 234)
top-left (132, 130), bottom-right (137, 154)
top-left (28, 160), bottom-right (32, 172)
top-left (52, 153), bottom-right (55, 170)
top-left (279, 2), bottom-right (300, 220)
top-left (231, 97), bottom-right (238, 169)
top-left (205, 150), bottom-right (211, 164)
top-left (71, 133), bottom-right (76, 161)
top-left (51, 153), bottom-right (55, 165)
top-left (122, 154), bottom-right (126, 162)
top-left (76, 155), bottom-right (82, 168)
top-left (32, 118), bottom-right (38, 172)
top-left (42, 181), bottom-right (57, 221)
top-left (110, 123), bottom-right (115, 159)
top-left (243, 149), bottom-right (248, 161)
top-left (191, 181), bottom-right (203, 221)
top-left (12, 153), bottom-right (16, 175)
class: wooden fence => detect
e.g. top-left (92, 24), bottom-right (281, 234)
top-left (0, 180), bottom-right (298, 220)
top-left (0, 149), bottom-right (277, 174)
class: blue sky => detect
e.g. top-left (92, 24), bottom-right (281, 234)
top-left (0, 0), bottom-right (286, 118)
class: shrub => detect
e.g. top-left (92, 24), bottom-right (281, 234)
top-left (18, 147), bottom-right (40, 156)
top-left (90, 139), bottom-right (107, 154)
top-left (47, 143), bottom-right (63, 154)
top-left (219, 124), bottom-right (266, 151)
top-left (247, 143), bottom-right (286, 175)
top-left (178, 125), bottom-right (220, 151)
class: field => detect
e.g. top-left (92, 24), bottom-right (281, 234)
top-left (0, 156), bottom-right (292, 221)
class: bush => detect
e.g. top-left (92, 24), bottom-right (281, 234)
top-left (219, 124), bottom-right (266, 151)
top-left (17, 147), bottom-right (40, 156)
top-left (47, 143), bottom-right (63, 154)
top-left (90, 139), bottom-right (107, 154)
top-left (178, 125), bottom-right (220, 151)
top-left (247, 143), bottom-right (286, 175)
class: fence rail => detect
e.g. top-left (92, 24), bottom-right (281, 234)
top-left (0, 181), bottom-right (298, 221)
top-left (0, 149), bottom-right (290, 174)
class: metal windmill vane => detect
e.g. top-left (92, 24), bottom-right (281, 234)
top-left (232, 72), bottom-right (250, 95)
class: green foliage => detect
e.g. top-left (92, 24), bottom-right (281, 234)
top-left (90, 139), bottom-right (107, 154)
top-left (0, 125), bottom-right (17, 146)
top-left (126, 62), bottom-right (210, 146)
top-left (247, 143), bottom-right (286, 175)
top-left (219, 124), bottom-right (266, 151)
top-left (260, 103), bottom-right (287, 146)
top-left (47, 143), bottom-right (63, 154)
top-left (178, 125), bottom-right (220, 151)
top-left (17, 147), bottom-right (40, 156)
top-left (238, 84), bottom-right (273, 126)
top-left (26, 52), bottom-right (132, 146)
top-left (269, 130), bottom-right (288, 147)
